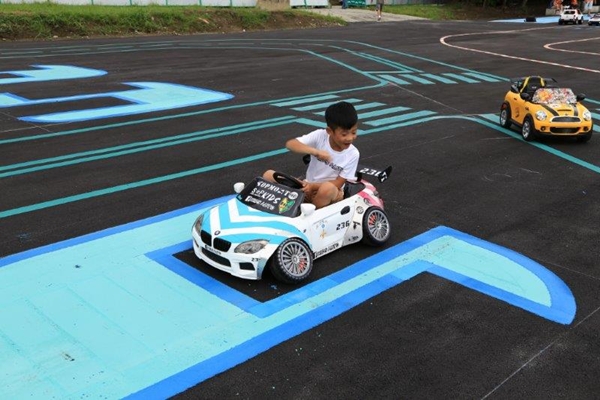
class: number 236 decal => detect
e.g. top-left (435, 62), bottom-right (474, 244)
top-left (336, 220), bottom-right (350, 230)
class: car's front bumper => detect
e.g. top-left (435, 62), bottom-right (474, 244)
top-left (192, 229), bottom-right (271, 280)
top-left (533, 120), bottom-right (593, 136)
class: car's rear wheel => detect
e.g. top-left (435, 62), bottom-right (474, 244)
top-left (521, 117), bottom-right (537, 142)
top-left (499, 103), bottom-right (512, 128)
top-left (362, 207), bottom-right (391, 246)
top-left (269, 238), bottom-right (313, 284)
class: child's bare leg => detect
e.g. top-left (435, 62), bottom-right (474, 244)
top-left (312, 182), bottom-right (341, 209)
top-left (262, 170), bottom-right (276, 182)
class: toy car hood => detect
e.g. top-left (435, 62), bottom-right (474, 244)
top-left (199, 194), bottom-right (310, 249)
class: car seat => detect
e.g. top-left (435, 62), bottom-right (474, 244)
top-left (523, 76), bottom-right (545, 95)
top-left (343, 181), bottom-right (366, 199)
top-left (301, 154), bottom-right (366, 199)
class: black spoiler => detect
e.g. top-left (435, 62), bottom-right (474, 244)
top-left (356, 165), bottom-right (392, 183)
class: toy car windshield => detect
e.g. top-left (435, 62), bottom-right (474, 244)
top-left (236, 177), bottom-right (304, 217)
top-left (531, 88), bottom-right (577, 105)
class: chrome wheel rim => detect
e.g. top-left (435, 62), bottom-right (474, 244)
top-left (368, 209), bottom-right (390, 241)
top-left (500, 109), bottom-right (507, 125)
top-left (522, 121), bottom-right (531, 139)
top-left (281, 242), bottom-right (310, 277)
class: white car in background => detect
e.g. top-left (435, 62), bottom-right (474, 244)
top-left (559, 7), bottom-right (584, 24)
top-left (589, 13), bottom-right (600, 26)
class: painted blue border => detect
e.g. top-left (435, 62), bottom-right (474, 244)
top-left (146, 225), bottom-right (576, 324)
top-left (1, 196), bottom-right (577, 400)
top-left (131, 222), bottom-right (577, 399)
top-left (0, 195), bottom-right (233, 266)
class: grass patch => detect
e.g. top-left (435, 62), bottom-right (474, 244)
top-left (0, 1), bottom-right (550, 40)
top-left (377, 2), bottom-right (548, 20)
top-left (0, 3), bottom-right (345, 40)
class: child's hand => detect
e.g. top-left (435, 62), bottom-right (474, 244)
top-left (313, 149), bottom-right (332, 163)
top-left (301, 181), bottom-right (315, 195)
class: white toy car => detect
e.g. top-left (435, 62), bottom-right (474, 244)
top-left (559, 7), bottom-right (584, 24)
top-left (589, 13), bottom-right (600, 26)
top-left (192, 166), bottom-right (392, 284)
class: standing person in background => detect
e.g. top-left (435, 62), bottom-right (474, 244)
top-left (583, 0), bottom-right (593, 16)
top-left (376, 0), bottom-right (384, 21)
top-left (553, 0), bottom-right (562, 13)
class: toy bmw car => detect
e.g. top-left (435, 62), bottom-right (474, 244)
top-left (559, 7), bottom-right (584, 24)
top-left (499, 76), bottom-right (593, 142)
top-left (589, 13), bottom-right (600, 26)
top-left (192, 167), bottom-right (392, 284)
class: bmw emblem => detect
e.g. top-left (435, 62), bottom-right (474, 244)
top-left (214, 230), bottom-right (221, 236)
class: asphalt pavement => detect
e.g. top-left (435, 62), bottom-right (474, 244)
top-left (1, 16), bottom-right (599, 400)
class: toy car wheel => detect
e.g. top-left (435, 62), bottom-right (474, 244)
top-left (521, 117), bottom-right (536, 142)
top-left (576, 132), bottom-right (592, 143)
top-left (269, 237), bottom-right (313, 284)
top-left (499, 103), bottom-right (512, 128)
top-left (362, 207), bottom-right (391, 246)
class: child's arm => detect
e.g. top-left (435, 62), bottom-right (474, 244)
top-left (286, 138), bottom-right (332, 163)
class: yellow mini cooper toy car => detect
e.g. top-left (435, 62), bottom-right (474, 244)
top-left (499, 76), bottom-right (593, 143)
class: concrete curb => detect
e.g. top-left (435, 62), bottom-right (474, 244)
top-left (301, 5), bottom-right (427, 22)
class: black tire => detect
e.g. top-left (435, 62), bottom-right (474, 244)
top-left (521, 117), bottom-right (537, 142)
top-left (362, 207), bottom-right (391, 246)
top-left (269, 237), bottom-right (313, 284)
top-left (576, 132), bottom-right (592, 143)
top-left (499, 103), bottom-right (512, 128)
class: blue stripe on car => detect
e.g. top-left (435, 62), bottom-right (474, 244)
top-left (216, 200), bottom-right (309, 243)
top-left (199, 210), bottom-right (211, 233)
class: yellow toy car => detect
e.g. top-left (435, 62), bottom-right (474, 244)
top-left (499, 76), bottom-right (593, 143)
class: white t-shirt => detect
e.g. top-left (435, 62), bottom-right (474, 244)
top-left (297, 128), bottom-right (360, 183)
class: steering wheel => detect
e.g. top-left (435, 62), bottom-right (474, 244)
top-left (272, 171), bottom-right (303, 189)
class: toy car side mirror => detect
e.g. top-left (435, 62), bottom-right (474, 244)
top-left (520, 92), bottom-right (531, 101)
top-left (510, 84), bottom-right (519, 93)
top-left (576, 93), bottom-right (586, 102)
top-left (300, 203), bottom-right (316, 217)
top-left (234, 182), bottom-right (245, 193)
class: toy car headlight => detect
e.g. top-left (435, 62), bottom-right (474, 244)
top-left (235, 240), bottom-right (269, 254)
top-left (193, 213), bottom-right (205, 232)
top-left (583, 110), bottom-right (592, 121)
top-left (535, 110), bottom-right (547, 121)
